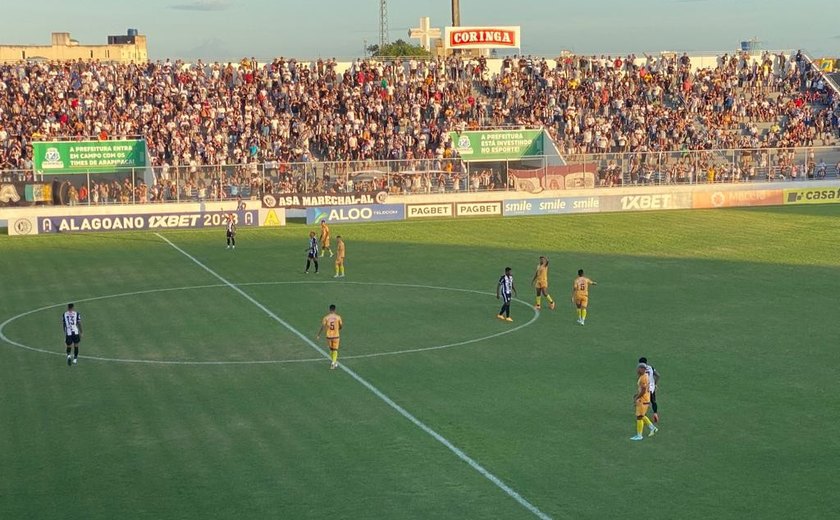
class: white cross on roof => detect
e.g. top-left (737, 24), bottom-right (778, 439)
top-left (408, 17), bottom-right (441, 52)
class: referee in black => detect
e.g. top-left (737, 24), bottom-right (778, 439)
top-left (496, 267), bottom-right (517, 322)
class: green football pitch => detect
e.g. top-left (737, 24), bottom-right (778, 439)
top-left (1, 206), bottom-right (838, 519)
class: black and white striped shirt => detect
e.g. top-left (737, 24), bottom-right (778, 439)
top-left (308, 236), bottom-right (319, 256)
top-left (498, 274), bottom-right (514, 300)
top-left (63, 311), bottom-right (81, 336)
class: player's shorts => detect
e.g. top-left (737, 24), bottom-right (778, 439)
top-left (335, 256), bottom-right (344, 264)
top-left (635, 400), bottom-right (650, 417)
top-left (226, 230), bottom-right (235, 238)
top-left (65, 334), bottom-right (80, 346)
top-left (574, 295), bottom-right (588, 308)
top-left (500, 291), bottom-right (512, 303)
top-left (327, 338), bottom-right (340, 350)
top-left (307, 252), bottom-right (318, 259)
top-left (535, 282), bottom-right (548, 291)
top-left (321, 240), bottom-right (330, 248)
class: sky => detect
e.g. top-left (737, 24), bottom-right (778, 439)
top-left (0, 0), bottom-right (838, 61)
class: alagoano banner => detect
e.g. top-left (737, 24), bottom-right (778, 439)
top-left (33, 140), bottom-right (147, 174)
top-left (449, 130), bottom-right (543, 161)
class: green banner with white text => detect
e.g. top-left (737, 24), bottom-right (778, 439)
top-left (449, 130), bottom-right (543, 161)
top-left (32, 140), bottom-right (147, 174)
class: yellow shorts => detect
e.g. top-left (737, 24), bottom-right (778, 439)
top-left (335, 256), bottom-right (344, 265)
top-left (574, 295), bottom-right (588, 308)
top-left (635, 401), bottom-right (650, 417)
top-left (327, 338), bottom-right (340, 350)
top-left (321, 240), bottom-right (330, 249)
top-left (535, 283), bottom-right (548, 290)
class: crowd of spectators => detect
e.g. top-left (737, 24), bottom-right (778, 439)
top-left (0, 49), bottom-right (838, 201)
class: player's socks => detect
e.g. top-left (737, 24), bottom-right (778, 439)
top-left (339, 266), bottom-right (344, 276)
top-left (314, 260), bottom-right (319, 273)
top-left (74, 346), bottom-right (78, 359)
top-left (305, 259), bottom-right (311, 272)
top-left (330, 350), bottom-right (338, 364)
top-left (643, 416), bottom-right (654, 429)
top-left (581, 309), bottom-right (587, 321)
top-left (636, 419), bottom-right (644, 437)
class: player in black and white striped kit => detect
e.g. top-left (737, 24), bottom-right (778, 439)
top-left (639, 357), bottom-right (660, 423)
top-left (63, 303), bottom-right (82, 366)
top-left (305, 231), bottom-right (319, 274)
top-left (225, 213), bottom-right (236, 249)
top-left (496, 267), bottom-right (517, 322)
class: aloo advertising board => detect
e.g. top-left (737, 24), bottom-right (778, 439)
top-left (444, 26), bottom-right (521, 50)
top-left (306, 204), bottom-right (405, 224)
top-left (32, 140), bottom-right (147, 174)
top-left (449, 130), bottom-right (543, 161)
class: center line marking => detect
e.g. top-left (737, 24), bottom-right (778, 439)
top-left (155, 232), bottom-right (553, 520)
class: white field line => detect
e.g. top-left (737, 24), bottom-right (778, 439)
top-left (0, 283), bottom-right (536, 366)
top-left (155, 232), bottom-right (553, 520)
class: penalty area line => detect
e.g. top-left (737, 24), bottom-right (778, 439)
top-left (154, 232), bottom-right (554, 520)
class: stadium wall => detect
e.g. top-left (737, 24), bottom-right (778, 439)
top-left (5, 180), bottom-right (839, 234)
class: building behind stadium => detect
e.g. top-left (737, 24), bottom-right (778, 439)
top-left (0, 30), bottom-right (148, 64)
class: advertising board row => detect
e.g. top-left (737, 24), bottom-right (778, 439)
top-left (7, 185), bottom-right (839, 235)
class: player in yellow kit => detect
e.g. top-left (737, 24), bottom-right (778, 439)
top-left (531, 256), bottom-right (555, 310)
top-left (333, 236), bottom-right (345, 278)
top-left (319, 219), bottom-right (333, 257)
top-left (316, 304), bottom-right (343, 369)
top-left (631, 363), bottom-right (659, 440)
top-left (572, 269), bottom-right (597, 325)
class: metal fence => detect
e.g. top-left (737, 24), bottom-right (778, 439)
top-left (2, 146), bottom-right (839, 205)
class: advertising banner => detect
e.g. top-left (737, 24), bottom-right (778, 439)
top-left (503, 196), bottom-right (600, 216)
top-left (32, 140), bottom-right (147, 174)
top-left (783, 187), bottom-right (840, 205)
top-left (449, 130), bottom-right (543, 161)
top-left (444, 26), bottom-right (521, 50)
top-left (693, 189), bottom-right (783, 209)
top-left (406, 203), bottom-right (454, 218)
top-left (261, 191), bottom-right (388, 208)
top-left (600, 193), bottom-right (693, 212)
top-left (0, 182), bottom-right (53, 207)
top-left (306, 204), bottom-right (405, 224)
top-left (36, 210), bottom-right (257, 234)
top-left (455, 202), bottom-right (502, 217)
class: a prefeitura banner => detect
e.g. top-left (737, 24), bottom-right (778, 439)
top-left (32, 140), bottom-right (147, 174)
top-left (449, 130), bottom-right (543, 161)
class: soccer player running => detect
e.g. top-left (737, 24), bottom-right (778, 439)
top-left (333, 236), bottom-right (346, 278)
top-left (572, 269), bottom-right (597, 325)
top-left (319, 219), bottom-right (333, 258)
top-left (316, 304), bottom-right (344, 369)
top-left (531, 256), bottom-right (555, 310)
top-left (62, 303), bottom-right (82, 366)
top-left (496, 267), bottom-right (517, 322)
top-left (632, 363), bottom-right (659, 440)
top-left (305, 231), bottom-right (319, 274)
top-left (225, 213), bottom-right (236, 249)
top-left (639, 357), bottom-right (660, 424)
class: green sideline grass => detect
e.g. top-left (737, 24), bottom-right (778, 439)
top-left (1, 205), bottom-right (838, 519)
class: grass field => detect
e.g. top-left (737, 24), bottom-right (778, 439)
top-left (1, 206), bottom-right (838, 519)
